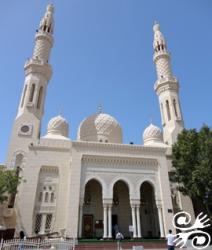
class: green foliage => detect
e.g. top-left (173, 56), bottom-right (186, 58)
top-left (171, 125), bottom-right (212, 213)
top-left (0, 166), bottom-right (21, 204)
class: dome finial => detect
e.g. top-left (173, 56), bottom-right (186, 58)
top-left (149, 116), bottom-right (153, 124)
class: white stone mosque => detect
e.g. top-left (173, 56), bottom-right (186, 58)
top-left (3, 4), bottom-right (195, 239)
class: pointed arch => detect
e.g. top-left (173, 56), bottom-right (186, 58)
top-left (166, 100), bottom-right (171, 121)
top-left (29, 83), bottom-right (35, 102)
top-left (37, 86), bottom-right (43, 109)
top-left (173, 99), bottom-right (178, 117)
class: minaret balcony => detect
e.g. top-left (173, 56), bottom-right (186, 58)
top-left (153, 50), bottom-right (170, 61)
top-left (154, 77), bottom-right (179, 94)
top-left (24, 59), bottom-right (52, 80)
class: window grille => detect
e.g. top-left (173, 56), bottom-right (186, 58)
top-left (45, 214), bottom-right (52, 231)
top-left (35, 214), bottom-right (42, 233)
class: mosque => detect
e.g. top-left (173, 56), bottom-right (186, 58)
top-left (3, 4), bottom-right (195, 239)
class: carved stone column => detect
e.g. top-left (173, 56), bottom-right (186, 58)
top-left (103, 205), bottom-right (108, 239)
top-left (108, 204), bottom-right (112, 239)
top-left (131, 205), bottom-right (137, 238)
top-left (136, 205), bottom-right (141, 238)
top-left (78, 204), bottom-right (83, 238)
top-left (157, 203), bottom-right (165, 238)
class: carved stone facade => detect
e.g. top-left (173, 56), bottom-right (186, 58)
top-left (4, 4), bottom-right (195, 239)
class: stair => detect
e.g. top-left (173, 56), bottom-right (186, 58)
top-left (76, 241), bottom-right (166, 249)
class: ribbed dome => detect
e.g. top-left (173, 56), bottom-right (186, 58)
top-left (45, 115), bottom-right (69, 139)
top-left (143, 123), bottom-right (163, 146)
top-left (77, 113), bottom-right (122, 143)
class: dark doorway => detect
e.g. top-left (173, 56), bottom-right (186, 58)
top-left (83, 214), bottom-right (93, 238)
top-left (112, 214), bottom-right (118, 238)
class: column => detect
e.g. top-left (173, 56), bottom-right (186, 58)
top-left (78, 204), bottom-right (83, 238)
top-left (103, 205), bottom-right (108, 239)
top-left (131, 205), bottom-right (137, 238)
top-left (157, 205), bottom-right (165, 238)
top-left (40, 213), bottom-right (47, 234)
top-left (136, 205), bottom-right (141, 238)
top-left (108, 204), bottom-right (112, 239)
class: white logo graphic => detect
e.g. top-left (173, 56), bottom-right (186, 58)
top-left (172, 211), bottom-right (211, 249)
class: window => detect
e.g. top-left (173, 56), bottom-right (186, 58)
top-left (161, 103), bottom-right (165, 124)
top-left (50, 192), bottom-right (54, 203)
top-left (21, 85), bottom-right (27, 107)
top-left (29, 84), bottom-right (35, 102)
top-left (39, 192), bottom-right (43, 202)
top-left (45, 192), bottom-right (49, 202)
top-left (37, 86), bottom-right (43, 109)
top-left (173, 99), bottom-right (178, 117)
top-left (166, 100), bottom-right (171, 121)
top-left (45, 214), bottom-right (52, 231)
top-left (35, 214), bottom-right (42, 233)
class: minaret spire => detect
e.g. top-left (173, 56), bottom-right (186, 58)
top-left (7, 5), bottom-right (55, 168)
top-left (33, 4), bottom-right (54, 63)
top-left (153, 23), bottom-right (184, 145)
top-left (17, 4), bottom-right (55, 119)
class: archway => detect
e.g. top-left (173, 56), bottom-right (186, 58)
top-left (140, 182), bottom-right (159, 238)
top-left (112, 180), bottom-right (131, 238)
top-left (83, 179), bottom-right (103, 238)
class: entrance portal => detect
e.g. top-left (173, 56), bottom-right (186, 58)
top-left (140, 182), bottom-right (159, 238)
top-left (82, 179), bottom-right (103, 238)
top-left (112, 180), bottom-right (131, 237)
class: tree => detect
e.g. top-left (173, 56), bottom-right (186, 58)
top-left (171, 125), bottom-right (212, 217)
top-left (0, 166), bottom-right (21, 204)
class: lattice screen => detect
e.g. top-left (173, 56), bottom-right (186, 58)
top-left (34, 214), bottom-right (42, 233)
top-left (45, 214), bottom-right (52, 231)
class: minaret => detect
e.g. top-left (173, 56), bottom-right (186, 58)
top-left (7, 4), bottom-right (54, 167)
top-left (153, 22), bottom-right (184, 145)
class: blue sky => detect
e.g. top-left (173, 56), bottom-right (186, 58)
top-left (0, 0), bottom-right (211, 163)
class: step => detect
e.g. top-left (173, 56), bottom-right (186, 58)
top-left (76, 241), bottom-right (166, 250)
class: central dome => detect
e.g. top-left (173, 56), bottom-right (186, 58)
top-left (77, 113), bottom-right (122, 143)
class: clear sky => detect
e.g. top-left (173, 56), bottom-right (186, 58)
top-left (0, 0), bottom-right (211, 163)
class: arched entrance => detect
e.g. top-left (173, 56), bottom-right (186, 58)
top-left (82, 179), bottom-right (103, 238)
top-left (112, 180), bottom-right (131, 238)
top-left (140, 182), bottom-right (159, 238)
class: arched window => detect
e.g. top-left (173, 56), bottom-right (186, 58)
top-left (29, 84), bottom-right (35, 102)
top-left (50, 192), bottom-right (54, 203)
top-left (166, 100), bottom-right (171, 121)
top-left (39, 192), bottom-right (43, 202)
top-left (45, 192), bottom-right (49, 202)
top-left (21, 85), bottom-right (27, 108)
top-left (37, 86), bottom-right (43, 109)
top-left (161, 103), bottom-right (165, 124)
top-left (173, 99), bottom-right (178, 117)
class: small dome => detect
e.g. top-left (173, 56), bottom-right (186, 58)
top-left (77, 113), bottom-right (122, 143)
top-left (143, 123), bottom-right (163, 146)
top-left (44, 115), bottom-right (69, 139)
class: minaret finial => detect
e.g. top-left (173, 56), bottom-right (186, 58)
top-left (38, 3), bottom-right (54, 34)
top-left (98, 104), bottom-right (103, 114)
